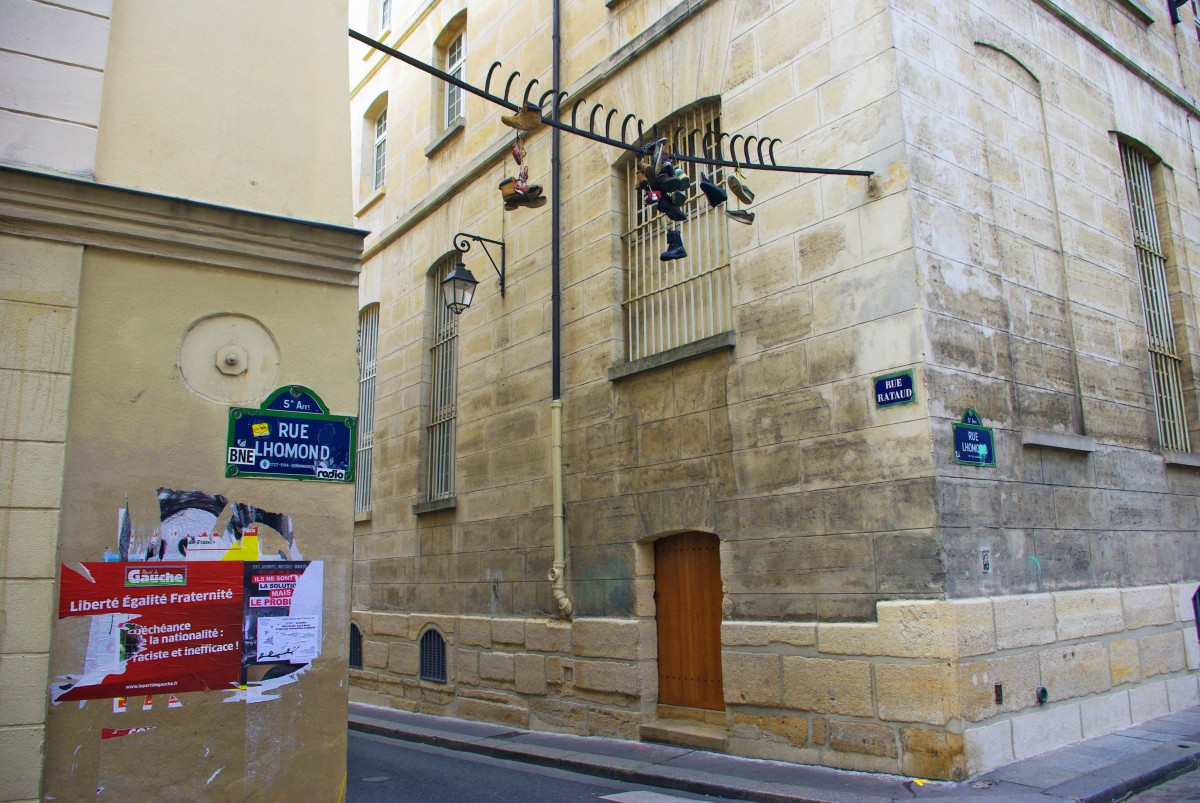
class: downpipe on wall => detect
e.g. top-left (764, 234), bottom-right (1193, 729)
top-left (548, 0), bottom-right (572, 619)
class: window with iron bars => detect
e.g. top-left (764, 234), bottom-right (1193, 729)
top-left (419, 628), bottom-right (447, 682)
top-left (1119, 141), bottom-right (1191, 452)
top-left (355, 304), bottom-right (379, 513)
top-left (622, 102), bottom-right (731, 363)
top-left (427, 259), bottom-right (458, 501)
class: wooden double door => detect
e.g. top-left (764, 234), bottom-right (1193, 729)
top-left (654, 532), bottom-right (724, 711)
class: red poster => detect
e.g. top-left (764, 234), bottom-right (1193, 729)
top-left (57, 562), bottom-right (243, 701)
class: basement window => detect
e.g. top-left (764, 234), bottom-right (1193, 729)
top-left (419, 629), bottom-right (447, 683)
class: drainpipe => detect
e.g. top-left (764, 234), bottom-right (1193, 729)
top-left (548, 0), bottom-right (572, 619)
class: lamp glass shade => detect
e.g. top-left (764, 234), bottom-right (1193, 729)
top-left (441, 263), bottom-right (479, 314)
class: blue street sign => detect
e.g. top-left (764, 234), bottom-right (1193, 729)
top-left (873, 369), bottom-right (915, 408)
top-left (226, 387), bottom-right (355, 483)
top-left (953, 408), bottom-right (995, 467)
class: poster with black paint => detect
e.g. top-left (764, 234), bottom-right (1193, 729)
top-left (241, 561), bottom-right (323, 684)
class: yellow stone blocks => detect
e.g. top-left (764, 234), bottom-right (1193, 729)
top-left (782, 656), bottom-right (874, 717)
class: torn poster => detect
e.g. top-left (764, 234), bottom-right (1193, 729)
top-left (55, 559), bottom-right (323, 702)
top-left (126, 489), bottom-right (299, 563)
top-left (241, 562), bottom-right (322, 683)
top-left (101, 726), bottom-right (155, 740)
top-left (54, 562), bottom-right (244, 702)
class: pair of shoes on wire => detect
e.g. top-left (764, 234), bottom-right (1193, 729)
top-left (499, 168), bottom-right (546, 210)
top-left (723, 168), bottom-right (755, 224)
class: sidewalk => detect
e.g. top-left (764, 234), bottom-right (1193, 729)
top-left (348, 701), bottom-right (1200, 802)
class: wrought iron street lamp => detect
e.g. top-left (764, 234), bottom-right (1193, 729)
top-left (441, 232), bottom-right (505, 314)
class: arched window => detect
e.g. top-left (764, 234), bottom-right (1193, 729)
top-left (355, 303), bottom-right (379, 513)
top-left (432, 13), bottom-right (467, 136)
top-left (419, 629), bottom-right (447, 682)
top-left (349, 622), bottom-right (363, 670)
top-left (359, 93), bottom-right (388, 201)
top-left (1118, 139), bottom-right (1191, 451)
top-left (425, 256), bottom-right (458, 502)
top-left (372, 108), bottom-right (387, 190)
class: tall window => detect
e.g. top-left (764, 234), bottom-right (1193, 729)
top-left (427, 260), bottom-right (458, 501)
top-left (444, 32), bottom-right (464, 127)
top-left (623, 102), bottom-right (731, 362)
top-left (373, 109), bottom-right (387, 190)
top-left (1119, 142), bottom-right (1191, 452)
top-left (380, 0), bottom-right (391, 32)
top-left (355, 304), bottom-right (379, 513)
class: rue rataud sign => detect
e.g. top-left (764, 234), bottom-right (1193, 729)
top-left (226, 386), bottom-right (356, 483)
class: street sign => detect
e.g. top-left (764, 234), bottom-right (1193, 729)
top-left (953, 408), bottom-right (995, 467)
top-left (226, 386), bottom-right (355, 483)
top-left (873, 369), bottom-right (915, 408)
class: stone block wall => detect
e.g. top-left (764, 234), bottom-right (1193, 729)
top-left (351, 613), bottom-right (657, 741)
top-left (354, 581), bottom-right (1200, 780)
top-left (897, 0), bottom-right (1200, 596)
top-left (723, 583), bottom-right (1200, 778)
top-left (0, 233), bottom-right (83, 803)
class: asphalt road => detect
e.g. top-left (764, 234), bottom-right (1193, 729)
top-left (1128, 765), bottom-right (1200, 801)
top-left (346, 730), bottom-right (739, 803)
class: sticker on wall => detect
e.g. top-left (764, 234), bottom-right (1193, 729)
top-left (225, 385), bottom-right (356, 483)
top-left (953, 408), bottom-right (995, 467)
top-left (873, 369), bottom-right (916, 408)
top-left (113, 697), bottom-right (126, 714)
top-left (101, 726), bottom-right (155, 740)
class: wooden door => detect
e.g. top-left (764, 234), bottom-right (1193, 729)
top-left (655, 532), bottom-right (724, 710)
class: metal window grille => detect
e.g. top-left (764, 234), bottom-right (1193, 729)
top-left (380, 0), bottom-right (391, 32)
top-left (355, 304), bottom-right (379, 513)
top-left (349, 623), bottom-right (363, 669)
top-left (1120, 143), bottom-right (1191, 452)
top-left (419, 629), bottom-right (447, 682)
top-left (623, 103), bottom-right (731, 362)
top-left (427, 261), bottom-right (457, 500)
top-left (373, 110), bottom-right (387, 189)
top-left (445, 33), bottom-right (464, 126)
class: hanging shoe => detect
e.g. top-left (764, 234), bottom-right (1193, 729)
top-left (660, 229), bottom-right (687, 261)
top-left (510, 138), bottom-right (525, 166)
top-left (656, 193), bottom-right (688, 222)
top-left (499, 177), bottom-right (542, 203)
top-left (505, 190), bottom-right (549, 210)
top-left (727, 172), bottom-right (755, 204)
top-left (656, 167), bottom-right (685, 193)
top-left (669, 190), bottom-right (687, 208)
top-left (699, 171), bottom-right (727, 207)
top-left (642, 188), bottom-right (661, 205)
top-left (501, 103), bottom-right (543, 131)
top-left (673, 166), bottom-right (691, 191)
top-left (724, 208), bottom-right (755, 225)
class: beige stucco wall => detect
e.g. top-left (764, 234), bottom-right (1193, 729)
top-left (39, 245), bottom-right (358, 800)
top-left (94, 0), bottom-right (353, 224)
top-left (0, 0), bottom-right (112, 177)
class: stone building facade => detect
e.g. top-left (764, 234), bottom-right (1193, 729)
top-left (1, 2), bottom-right (360, 799)
top-left (349, 0), bottom-right (1200, 779)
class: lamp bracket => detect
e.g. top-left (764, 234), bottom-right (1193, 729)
top-left (453, 232), bottom-right (506, 297)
